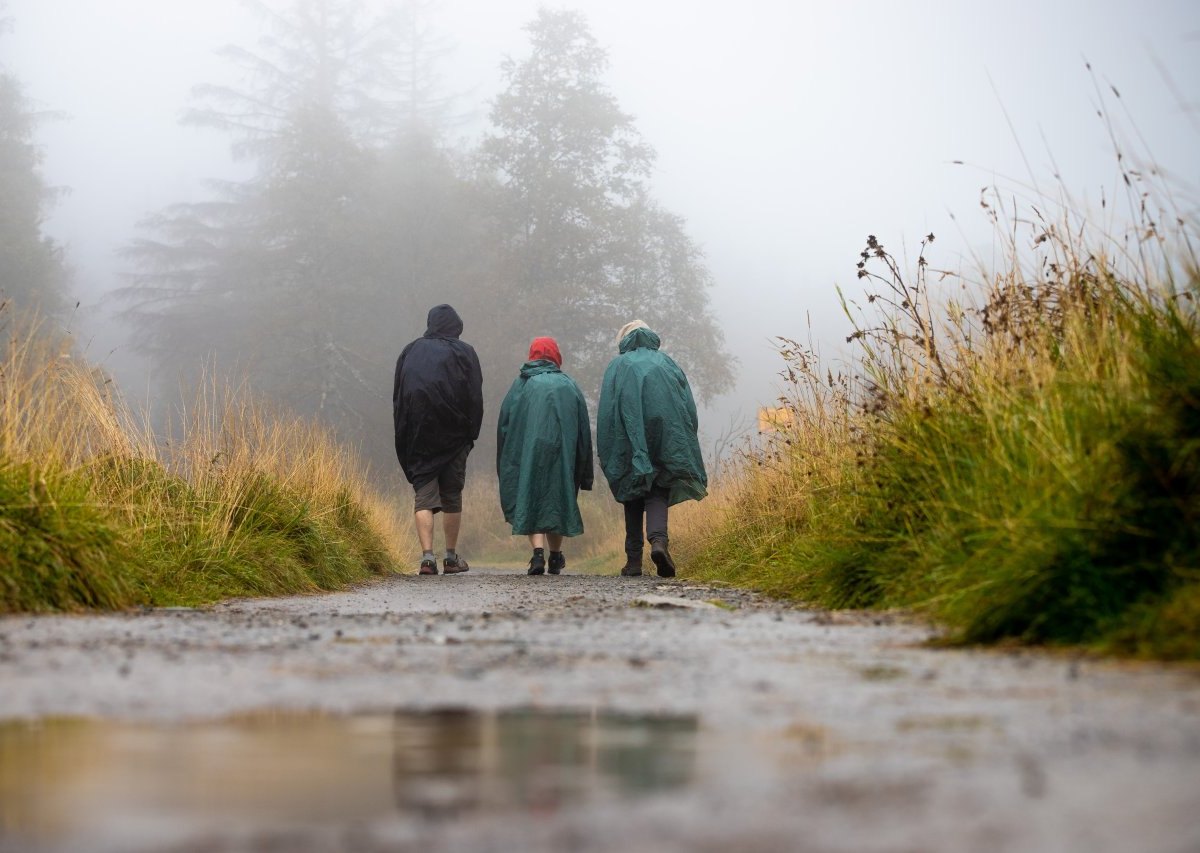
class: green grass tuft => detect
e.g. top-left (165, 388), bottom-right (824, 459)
top-left (0, 463), bottom-right (134, 611)
top-left (677, 183), bottom-right (1200, 660)
top-left (0, 321), bottom-right (409, 613)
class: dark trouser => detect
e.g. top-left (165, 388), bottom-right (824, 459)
top-left (623, 486), bottom-right (670, 562)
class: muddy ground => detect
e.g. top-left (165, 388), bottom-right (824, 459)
top-left (1, 568), bottom-right (1199, 853)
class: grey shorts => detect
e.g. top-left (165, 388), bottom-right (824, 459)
top-left (413, 445), bottom-right (470, 514)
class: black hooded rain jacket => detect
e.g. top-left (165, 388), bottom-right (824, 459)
top-left (392, 305), bottom-right (484, 486)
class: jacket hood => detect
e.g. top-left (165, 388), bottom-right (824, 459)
top-left (616, 319), bottom-right (649, 345)
top-left (424, 304), bottom-right (463, 339)
top-left (520, 359), bottom-right (561, 379)
top-left (528, 336), bottom-right (562, 367)
top-left (619, 326), bottom-right (661, 354)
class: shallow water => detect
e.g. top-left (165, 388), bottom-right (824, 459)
top-left (3, 573), bottom-right (1198, 852)
top-left (0, 708), bottom-right (698, 849)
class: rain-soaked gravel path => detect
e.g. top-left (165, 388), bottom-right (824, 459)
top-left (2, 568), bottom-right (1199, 853)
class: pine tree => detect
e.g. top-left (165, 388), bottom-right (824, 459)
top-left (0, 12), bottom-right (69, 323)
top-left (479, 9), bottom-right (732, 400)
top-left (123, 0), bottom-right (432, 432)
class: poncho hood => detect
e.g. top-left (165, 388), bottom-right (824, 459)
top-left (528, 336), bottom-right (562, 367)
top-left (424, 304), bottom-right (464, 339)
top-left (619, 327), bottom-right (661, 354)
top-left (520, 359), bottom-right (561, 379)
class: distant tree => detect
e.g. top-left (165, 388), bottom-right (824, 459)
top-left (478, 8), bottom-right (732, 400)
top-left (0, 13), bottom-right (69, 322)
top-left (122, 0), bottom-right (465, 454)
top-left (362, 0), bottom-right (491, 360)
top-left (392, 0), bottom-right (461, 139)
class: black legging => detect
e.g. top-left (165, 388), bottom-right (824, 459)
top-left (622, 486), bottom-right (670, 559)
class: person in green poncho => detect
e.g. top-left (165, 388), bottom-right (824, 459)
top-left (496, 337), bottom-right (594, 576)
top-left (597, 320), bottom-right (707, 578)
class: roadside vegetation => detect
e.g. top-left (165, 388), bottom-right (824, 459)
top-left (460, 481), bottom-right (626, 573)
top-left (677, 141), bottom-right (1199, 659)
top-left (0, 316), bottom-right (407, 613)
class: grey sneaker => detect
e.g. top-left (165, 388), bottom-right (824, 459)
top-left (418, 558), bottom-right (438, 576)
top-left (443, 555), bottom-right (469, 574)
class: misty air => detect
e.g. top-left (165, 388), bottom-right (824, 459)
top-left (1, 1), bottom-right (1198, 851)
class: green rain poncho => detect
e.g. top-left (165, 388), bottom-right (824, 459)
top-left (496, 360), bottom-right (594, 536)
top-left (597, 327), bottom-right (707, 505)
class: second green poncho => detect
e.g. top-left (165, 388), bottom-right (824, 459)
top-left (597, 327), bottom-right (708, 506)
top-left (496, 360), bottom-right (594, 536)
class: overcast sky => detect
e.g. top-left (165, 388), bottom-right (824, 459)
top-left (4, 0), bottom-right (1199, 438)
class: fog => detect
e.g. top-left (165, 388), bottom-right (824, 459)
top-left (4, 0), bottom-right (1199, 459)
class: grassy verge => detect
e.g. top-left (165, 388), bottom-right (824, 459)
top-left (457, 480), bottom-right (627, 573)
top-left (675, 178), bottom-right (1199, 659)
top-left (0, 320), bottom-right (409, 612)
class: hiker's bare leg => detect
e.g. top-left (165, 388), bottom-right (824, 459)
top-left (443, 512), bottom-right (461, 552)
top-left (415, 510), bottom-right (434, 552)
top-left (528, 532), bottom-right (562, 550)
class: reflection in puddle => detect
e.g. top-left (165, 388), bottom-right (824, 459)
top-left (0, 709), bottom-right (697, 847)
top-left (393, 708), bottom-right (696, 817)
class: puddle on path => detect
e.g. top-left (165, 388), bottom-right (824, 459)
top-left (0, 708), bottom-right (698, 847)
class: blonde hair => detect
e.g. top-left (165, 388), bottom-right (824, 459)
top-left (616, 319), bottom-right (649, 345)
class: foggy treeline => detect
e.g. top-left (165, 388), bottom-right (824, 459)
top-left (0, 0), bottom-right (731, 478)
top-left (0, 7), bottom-right (70, 325)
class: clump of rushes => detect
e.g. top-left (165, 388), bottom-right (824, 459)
top-left (0, 317), bottom-right (408, 612)
top-left (677, 96), bottom-right (1200, 659)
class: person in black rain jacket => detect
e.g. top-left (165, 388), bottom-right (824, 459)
top-left (393, 304), bottom-right (484, 575)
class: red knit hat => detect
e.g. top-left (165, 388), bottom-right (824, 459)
top-left (528, 336), bottom-right (562, 367)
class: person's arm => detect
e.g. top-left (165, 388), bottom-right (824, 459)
top-left (575, 384), bottom-right (594, 491)
top-left (392, 349), bottom-right (408, 464)
top-left (496, 387), bottom-right (512, 476)
top-left (596, 364), bottom-right (615, 473)
top-left (465, 348), bottom-right (484, 441)
top-left (681, 369), bottom-right (700, 433)
top-left (392, 352), bottom-right (404, 407)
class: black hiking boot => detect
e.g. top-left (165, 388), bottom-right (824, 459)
top-left (527, 552), bottom-right (546, 575)
top-left (548, 551), bottom-right (565, 575)
top-left (650, 539), bottom-right (676, 578)
top-left (418, 557), bottom-right (438, 576)
top-left (620, 556), bottom-right (643, 577)
top-left (443, 554), bottom-right (469, 575)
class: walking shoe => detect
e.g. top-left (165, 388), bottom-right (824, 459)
top-left (443, 555), bottom-right (470, 574)
top-left (547, 552), bottom-right (566, 575)
top-left (620, 560), bottom-right (643, 577)
top-left (527, 553), bottom-right (546, 575)
top-left (650, 540), bottom-right (676, 578)
top-left (418, 558), bottom-right (438, 576)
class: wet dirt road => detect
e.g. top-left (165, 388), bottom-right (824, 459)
top-left (1, 568), bottom-right (1199, 853)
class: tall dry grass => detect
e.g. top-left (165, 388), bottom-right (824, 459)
top-left (675, 103), bottom-right (1200, 658)
top-left (0, 313), bottom-right (409, 612)
top-left (455, 479), bottom-right (627, 572)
